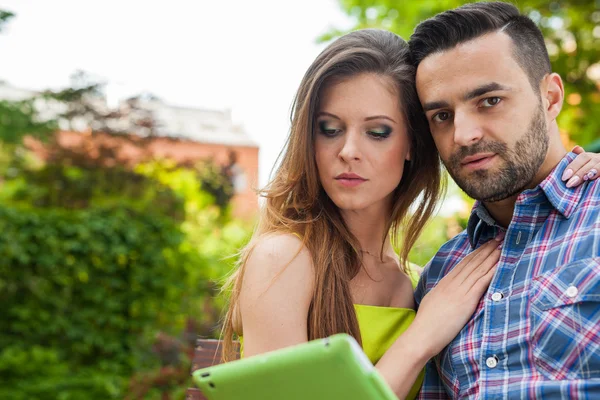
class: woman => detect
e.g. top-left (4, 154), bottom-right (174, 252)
top-left (221, 29), bottom-right (599, 399)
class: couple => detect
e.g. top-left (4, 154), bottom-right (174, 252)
top-left (222, 2), bottom-right (600, 399)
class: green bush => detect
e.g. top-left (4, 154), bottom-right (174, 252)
top-left (0, 152), bottom-right (254, 399)
top-left (0, 205), bottom-right (186, 399)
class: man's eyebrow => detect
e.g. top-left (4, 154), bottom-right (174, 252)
top-left (464, 82), bottom-right (511, 101)
top-left (422, 82), bottom-right (512, 112)
top-left (423, 101), bottom-right (450, 113)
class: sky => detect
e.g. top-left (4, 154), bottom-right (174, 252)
top-left (0, 0), bottom-right (467, 215)
top-left (0, 0), bottom-right (355, 187)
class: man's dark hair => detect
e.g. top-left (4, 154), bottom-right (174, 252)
top-left (409, 2), bottom-right (551, 90)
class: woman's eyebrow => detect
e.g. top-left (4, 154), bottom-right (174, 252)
top-left (316, 111), bottom-right (340, 120)
top-left (365, 115), bottom-right (396, 123)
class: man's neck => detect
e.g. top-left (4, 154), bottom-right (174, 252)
top-left (483, 133), bottom-right (567, 228)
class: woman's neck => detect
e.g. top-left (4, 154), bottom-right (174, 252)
top-left (340, 207), bottom-right (394, 259)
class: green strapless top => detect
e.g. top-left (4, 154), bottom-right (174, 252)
top-left (352, 265), bottom-right (423, 399)
top-left (240, 264), bottom-right (424, 399)
top-left (354, 304), bottom-right (416, 365)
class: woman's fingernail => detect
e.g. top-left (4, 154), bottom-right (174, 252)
top-left (584, 174), bottom-right (589, 181)
top-left (562, 169), bottom-right (573, 181)
top-left (566, 176), bottom-right (580, 188)
top-left (494, 231), bottom-right (506, 241)
top-left (588, 169), bottom-right (598, 179)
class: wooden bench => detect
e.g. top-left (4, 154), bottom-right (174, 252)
top-left (185, 338), bottom-right (239, 400)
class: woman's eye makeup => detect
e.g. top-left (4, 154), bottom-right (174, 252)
top-left (317, 121), bottom-right (392, 139)
top-left (318, 121), bottom-right (340, 136)
top-left (367, 126), bottom-right (392, 139)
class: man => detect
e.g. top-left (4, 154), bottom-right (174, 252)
top-left (410, 2), bottom-right (600, 399)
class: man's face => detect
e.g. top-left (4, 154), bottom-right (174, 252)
top-left (415, 31), bottom-right (549, 202)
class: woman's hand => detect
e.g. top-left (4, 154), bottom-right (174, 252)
top-left (376, 237), bottom-right (501, 398)
top-left (562, 146), bottom-right (600, 188)
top-left (408, 236), bottom-right (501, 359)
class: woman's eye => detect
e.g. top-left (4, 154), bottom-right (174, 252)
top-left (432, 112), bottom-right (451, 123)
top-left (481, 97), bottom-right (501, 108)
top-left (368, 126), bottom-right (392, 139)
top-left (318, 121), bottom-right (340, 136)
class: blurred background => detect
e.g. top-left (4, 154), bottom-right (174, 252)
top-left (0, 0), bottom-right (598, 399)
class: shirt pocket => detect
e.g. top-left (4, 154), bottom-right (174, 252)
top-left (529, 257), bottom-right (600, 380)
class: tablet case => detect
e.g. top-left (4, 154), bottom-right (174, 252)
top-left (192, 333), bottom-right (398, 400)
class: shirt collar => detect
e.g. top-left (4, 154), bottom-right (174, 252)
top-left (466, 152), bottom-right (584, 248)
top-left (537, 152), bottom-right (585, 219)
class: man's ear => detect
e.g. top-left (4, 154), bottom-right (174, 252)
top-left (541, 73), bottom-right (564, 121)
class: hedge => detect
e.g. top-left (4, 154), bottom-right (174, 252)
top-left (0, 205), bottom-right (186, 399)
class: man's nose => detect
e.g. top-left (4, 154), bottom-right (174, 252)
top-left (453, 112), bottom-right (483, 147)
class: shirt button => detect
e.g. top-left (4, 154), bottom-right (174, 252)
top-left (491, 292), bottom-right (504, 302)
top-left (486, 355), bottom-right (499, 369)
top-left (566, 286), bottom-right (578, 298)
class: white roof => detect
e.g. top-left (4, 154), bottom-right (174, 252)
top-left (0, 82), bottom-right (36, 101)
top-left (152, 103), bottom-right (257, 147)
top-left (0, 82), bottom-right (256, 147)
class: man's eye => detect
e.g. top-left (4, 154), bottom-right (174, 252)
top-left (481, 97), bottom-right (501, 108)
top-left (432, 112), bottom-right (451, 123)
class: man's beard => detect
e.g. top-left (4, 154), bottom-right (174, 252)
top-left (445, 105), bottom-right (549, 202)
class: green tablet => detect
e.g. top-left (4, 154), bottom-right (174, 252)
top-left (192, 333), bottom-right (398, 400)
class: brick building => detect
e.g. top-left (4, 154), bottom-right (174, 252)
top-left (0, 83), bottom-right (259, 218)
top-left (148, 103), bottom-right (259, 218)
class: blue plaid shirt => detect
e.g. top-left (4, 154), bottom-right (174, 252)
top-left (415, 152), bottom-right (600, 399)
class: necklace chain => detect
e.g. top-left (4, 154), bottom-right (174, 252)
top-left (360, 249), bottom-right (380, 257)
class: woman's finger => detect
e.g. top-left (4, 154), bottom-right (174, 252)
top-left (562, 152), bottom-right (591, 186)
top-left (452, 238), bottom-right (499, 274)
top-left (460, 246), bottom-right (501, 288)
top-left (452, 239), bottom-right (500, 282)
top-left (571, 145), bottom-right (584, 155)
top-left (468, 262), bottom-right (499, 296)
top-left (582, 162), bottom-right (599, 182)
top-left (566, 155), bottom-right (600, 187)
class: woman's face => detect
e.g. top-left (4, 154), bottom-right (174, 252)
top-left (315, 73), bottom-right (411, 213)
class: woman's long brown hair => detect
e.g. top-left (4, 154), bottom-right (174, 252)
top-left (221, 29), bottom-right (444, 361)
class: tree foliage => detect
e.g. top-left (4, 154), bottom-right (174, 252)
top-left (0, 9), bottom-right (14, 33)
top-left (0, 9), bottom-right (57, 145)
top-left (0, 8), bottom-right (252, 399)
top-left (43, 70), bottom-right (164, 137)
top-left (0, 205), bottom-right (185, 399)
top-left (0, 100), bottom-right (57, 145)
top-left (0, 157), bottom-right (251, 399)
top-left (325, 0), bottom-right (600, 147)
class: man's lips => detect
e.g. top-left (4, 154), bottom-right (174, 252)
top-left (460, 153), bottom-right (496, 170)
top-left (461, 153), bottom-right (496, 165)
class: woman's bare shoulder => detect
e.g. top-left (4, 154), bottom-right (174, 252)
top-left (247, 232), bottom-right (312, 273)
top-left (242, 232), bottom-right (315, 299)
top-left (238, 233), bottom-right (315, 350)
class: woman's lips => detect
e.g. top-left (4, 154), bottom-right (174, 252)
top-left (335, 172), bottom-right (367, 187)
top-left (335, 178), bottom-right (367, 188)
